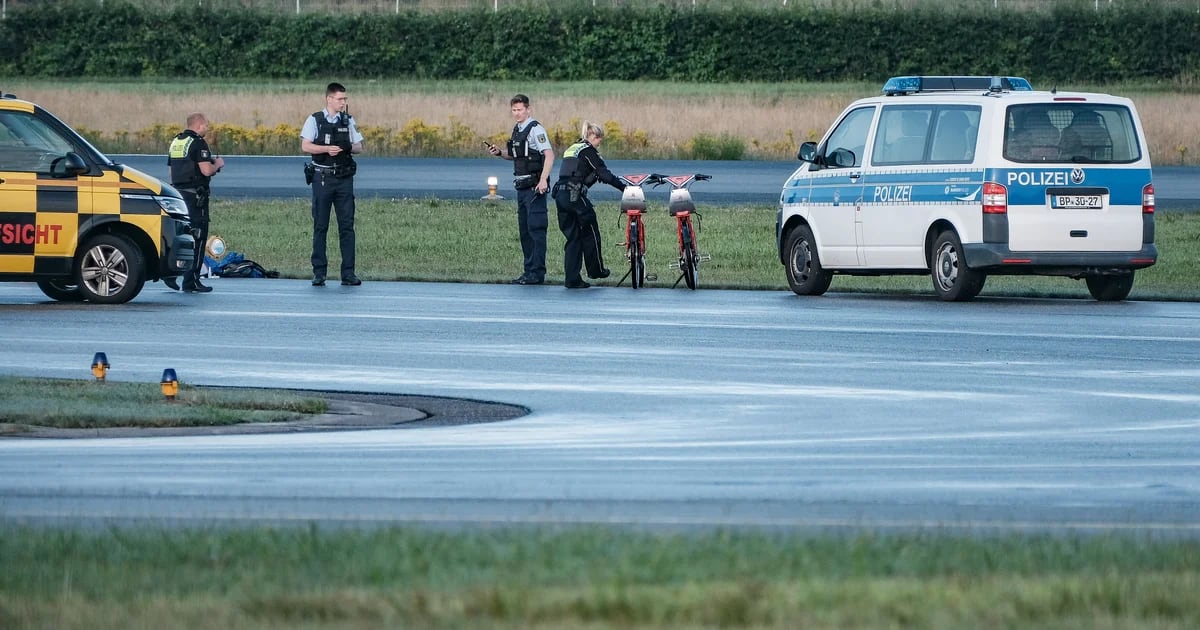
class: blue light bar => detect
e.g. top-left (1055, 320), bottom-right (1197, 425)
top-left (882, 75), bottom-right (1033, 96)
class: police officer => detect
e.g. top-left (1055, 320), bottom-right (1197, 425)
top-left (166, 112), bottom-right (224, 293)
top-left (301, 82), bottom-right (364, 287)
top-left (487, 94), bottom-right (554, 285)
top-left (553, 121), bottom-right (622, 289)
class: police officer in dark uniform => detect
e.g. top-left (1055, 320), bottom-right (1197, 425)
top-left (166, 112), bottom-right (224, 293)
top-left (487, 94), bottom-right (555, 285)
top-left (301, 82), bottom-right (364, 287)
top-left (553, 121), bottom-right (623, 289)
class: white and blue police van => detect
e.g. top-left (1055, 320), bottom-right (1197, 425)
top-left (777, 75), bottom-right (1157, 301)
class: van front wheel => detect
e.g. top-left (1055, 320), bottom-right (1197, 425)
top-left (1086, 272), bottom-right (1134, 302)
top-left (931, 230), bottom-right (986, 302)
top-left (784, 225), bottom-right (832, 296)
top-left (76, 234), bottom-right (145, 304)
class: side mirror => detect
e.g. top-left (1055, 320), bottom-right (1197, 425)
top-left (49, 152), bottom-right (89, 178)
top-left (797, 141), bottom-right (818, 163)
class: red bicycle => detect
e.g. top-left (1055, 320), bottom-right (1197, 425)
top-left (651, 173), bottom-right (712, 289)
top-left (617, 174), bottom-right (653, 288)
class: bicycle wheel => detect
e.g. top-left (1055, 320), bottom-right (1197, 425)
top-left (629, 221), bottom-right (645, 289)
top-left (680, 222), bottom-right (699, 290)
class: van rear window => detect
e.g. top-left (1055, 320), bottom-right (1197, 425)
top-left (1004, 104), bottom-right (1141, 164)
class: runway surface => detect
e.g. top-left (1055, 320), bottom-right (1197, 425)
top-left (2, 280), bottom-right (1198, 533)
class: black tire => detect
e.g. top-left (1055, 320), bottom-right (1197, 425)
top-left (76, 233), bottom-right (145, 304)
top-left (1086, 272), bottom-right (1135, 301)
top-left (36, 279), bottom-right (84, 302)
top-left (783, 224), bottom-right (832, 296)
top-left (931, 230), bottom-right (986, 302)
top-left (629, 222), bottom-right (644, 289)
top-left (681, 223), bottom-right (699, 290)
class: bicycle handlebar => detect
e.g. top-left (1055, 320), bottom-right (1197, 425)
top-left (648, 173), bottom-right (712, 188)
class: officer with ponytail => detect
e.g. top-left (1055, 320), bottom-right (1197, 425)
top-left (552, 121), bottom-right (623, 289)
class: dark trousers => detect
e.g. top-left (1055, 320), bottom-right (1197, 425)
top-left (311, 171), bottom-right (356, 279)
top-left (516, 186), bottom-right (547, 281)
top-left (555, 189), bottom-right (605, 285)
top-left (180, 187), bottom-right (209, 286)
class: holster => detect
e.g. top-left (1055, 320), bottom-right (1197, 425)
top-left (304, 162), bottom-right (315, 185)
top-left (335, 159), bottom-right (357, 179)
top-left (570, 182), bottom-right (586, 203)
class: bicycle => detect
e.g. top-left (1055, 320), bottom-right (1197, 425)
top-left (616, 174), bottom-right (656, 288)
top-left (651, 173), bottom-right (712, 290)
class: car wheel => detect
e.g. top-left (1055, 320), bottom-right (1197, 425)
top-left (784, 224), bottom-right (832, 296)
top-left (931, 230), bottom-right (986, 302)
top-left (1086, 272), bottom-right (1134, 302)
top-left (36, 279), bottom-right (84, 302)
top-left (76, 234), bottom-right (145, 304)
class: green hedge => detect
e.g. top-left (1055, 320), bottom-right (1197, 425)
top-left (1, 2), bottom-right (1197, 83)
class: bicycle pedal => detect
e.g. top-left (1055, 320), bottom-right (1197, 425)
top-left (699, 254), bottom-right (712, 262)
top-left (645, 274), bottom-right (658, 281)
top-left (668, 262), bottom-right (682, 270)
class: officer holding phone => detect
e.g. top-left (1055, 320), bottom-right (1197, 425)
top-left (301, 82), bottom-right (364, 287)
top-left (487, 94), bottom-right (555, 285)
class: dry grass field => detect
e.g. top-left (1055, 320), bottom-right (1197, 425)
top-left (6, 80), bottom-right (1198, 162)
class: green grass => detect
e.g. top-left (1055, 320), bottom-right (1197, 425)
top-left (214, 197), bottom-right (1200, 300)
top-left (0, 376), bottom-right (326, 432)
top-left (0, 526), bottom-right (1197, 629)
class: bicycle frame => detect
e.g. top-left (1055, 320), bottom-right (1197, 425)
top-left (617, 174), bottom-right (652, 288)
top-left (655, 174), bottom-right (712, 289)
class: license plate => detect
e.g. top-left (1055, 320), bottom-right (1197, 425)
top-left (1051, 194), bottom-right (1103, 209)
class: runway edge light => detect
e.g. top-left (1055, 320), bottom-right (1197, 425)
top-left (482, 176), bottom-right (504, 201)
top-left (161, 368), bottom-right (179, 400)
top-left (91, 352), bottom-right (110, 381)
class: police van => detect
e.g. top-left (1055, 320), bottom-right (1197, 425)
top-left (0, 92), bottom-right (194, 303)
top-left (777, 75), bottom-right (1157, 301)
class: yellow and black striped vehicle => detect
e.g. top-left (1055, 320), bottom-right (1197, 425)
top-left (0, 92), bottom-right (194, 303)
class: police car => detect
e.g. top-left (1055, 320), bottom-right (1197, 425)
top-left (777, 75), bottom-right (1157, 301)
top-left (0, 92), bottom-right (194, 303)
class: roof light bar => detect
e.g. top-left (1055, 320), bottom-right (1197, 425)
top-left (882, 76), bottom-right (1032, 96)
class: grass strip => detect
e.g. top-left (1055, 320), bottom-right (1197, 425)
top-left (0, 526), bottom-right (1196, 629)
top-left (0, 376), bottom-right (326, 432)
top-left (213, 198), bottom-right (1200, 301)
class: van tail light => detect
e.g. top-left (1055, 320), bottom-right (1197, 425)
top-left (1142, 184), bottom-right (1155, 214)
top-left (982, 182), bottom-right (1007, 214)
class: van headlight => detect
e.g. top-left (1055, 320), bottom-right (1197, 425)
top-left (119, 193), bottom-right (191, 219)
top-left (154, 195), bottom-right (191, 219)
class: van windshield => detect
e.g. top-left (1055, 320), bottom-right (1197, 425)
top-left (1003, 104), bottom-right (1141, 164)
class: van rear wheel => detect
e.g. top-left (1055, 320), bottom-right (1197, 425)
top-left (931, 230), bottom-right (986, 301)
top-left (76, 234), bottom-right (145, 304)
top-left (784, 224), bottom-right (832, 296)
top-left (1086, 272), bottom-right (1134, 302)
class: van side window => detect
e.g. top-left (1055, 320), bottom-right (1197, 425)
top-left (0, 111), bottom-right (75, 174)
top-left (820, 106), bottom-right (874, 168)
top-left (929, 108), bottom-right (979, 163)
top-left (873, 105), bottom-right (980, 166)
top-left (873, 107), bottom-right (930, 164)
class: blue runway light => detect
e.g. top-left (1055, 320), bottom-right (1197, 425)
top-left (91, 352), bottom-right (109, 381)
top-left (161, 368), bottom-right (179, 400)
